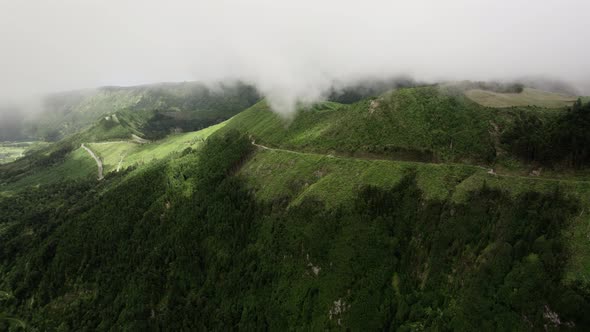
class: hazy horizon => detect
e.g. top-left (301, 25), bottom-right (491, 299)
top-left (2, 0), bottom-right (590, 114)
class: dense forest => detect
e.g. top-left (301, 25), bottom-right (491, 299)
top-left (502, 99), bottom-right (590, 168)
top-left (2, 131), bottom-right (589, 331)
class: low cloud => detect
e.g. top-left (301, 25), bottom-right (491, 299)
top-left (1, 0), bottom-right (589, 114)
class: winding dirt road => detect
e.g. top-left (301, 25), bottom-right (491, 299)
top-left (81, 144), bottom-right (104, 180)
top-left (251, 141), bottom-right (590, 183)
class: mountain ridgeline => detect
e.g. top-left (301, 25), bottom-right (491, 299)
top-left (23, 81), bottom-right (261, 141)
top-left (2, 81), bottom-right (590, 331)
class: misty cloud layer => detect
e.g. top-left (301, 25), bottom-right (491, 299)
top-left (1, 0), bottom-right (589, 114)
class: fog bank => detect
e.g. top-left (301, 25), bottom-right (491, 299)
top-left (1, 0), bottom-right (589, 114)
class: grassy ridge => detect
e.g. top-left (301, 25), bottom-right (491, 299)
top-left (221, 87), bottom-right (498, 163)
top-left (0, 121), bottom-right (227, 192)
top-left (88, 121), bottom-right (226, 173)
top-left (0, 147), bottom-right (96, 191)
top-left (222, 86), bottom-right (590, 173)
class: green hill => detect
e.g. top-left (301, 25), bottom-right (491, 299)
top-left (0, 121), bottom-right (226, 192)
top-left (220, 86), bottom-right (590, 171)
top-left (24, 81), bottom-right (260, 141)
top-left (86, 121), bottom-right (226, 174)
top-left (1, 83), bottom-right (590, 330)
top-left (0, 81), bottom-right (260, 188)
top-left (220, 87), bottom-right (497, 163)
top-left (220, 86), bottom-right (573, 165)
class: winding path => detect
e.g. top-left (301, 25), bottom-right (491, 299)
top-left (131, 134), bottom-right (150, 144)
top-left (81, 144), bottom-right (104, 180)
top-left (252, 142), bottom-right (307, 156)
top-left (251, 142), bottom-right (590, 183)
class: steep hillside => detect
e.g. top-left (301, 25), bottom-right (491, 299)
top-left (220, 87), bottom-right (523, 163)
top-left (86, 121), bottom-right (226, 174)
top-left (0, 121), bottom-right (225, 192)
top-left (240, 147), bottom-right (590, 280)
top-left (221, 86), bottom-right (590, 172)
top-left (0, 81), bottom-right (259, 190)
top-left (1, 131), bottom-right (590, 331)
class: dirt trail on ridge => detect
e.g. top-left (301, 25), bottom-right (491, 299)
top-left (81, 144), bottom-right (104, 180)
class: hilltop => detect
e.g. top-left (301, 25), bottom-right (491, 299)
top-left (220, 85), bottom-right (584, 170)
top-left (220, 87), bottom-right (496, 163)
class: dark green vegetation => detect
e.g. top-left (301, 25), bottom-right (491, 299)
top-left (220, 86), bottom-right (582, 167)
top-left (1, 132), bottom-right (589, 330)
top-left (221, 87), bottom-right (497, 163)
top-left (503, 99), bottom-right (590, 168)
top-left (2, 82), bottom-right (590, 330)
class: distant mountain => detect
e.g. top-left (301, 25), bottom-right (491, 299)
top-left (23, 81), bottom-right (260, 141)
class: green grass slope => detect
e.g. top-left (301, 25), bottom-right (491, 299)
top-left (240, 148), bottom-right (477, 208)
top-left (0, 147), bottom-right (97, 191)
top-left (87, 121), bottom-right (226, 174)
top-left (0, 120), bottom-right (227, 193)
top-left (0, 81), bottom-right (255, 191)
top-left (221, 87), bottom-right (499, 163)
top-left (221, 86), bottom-right (588, 172)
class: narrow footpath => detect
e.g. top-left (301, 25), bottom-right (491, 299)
top-left (251, 142), bottom-right (590, 184)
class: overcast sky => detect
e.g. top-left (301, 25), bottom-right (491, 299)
top-left (1, 0), bottom-right (589, 113)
